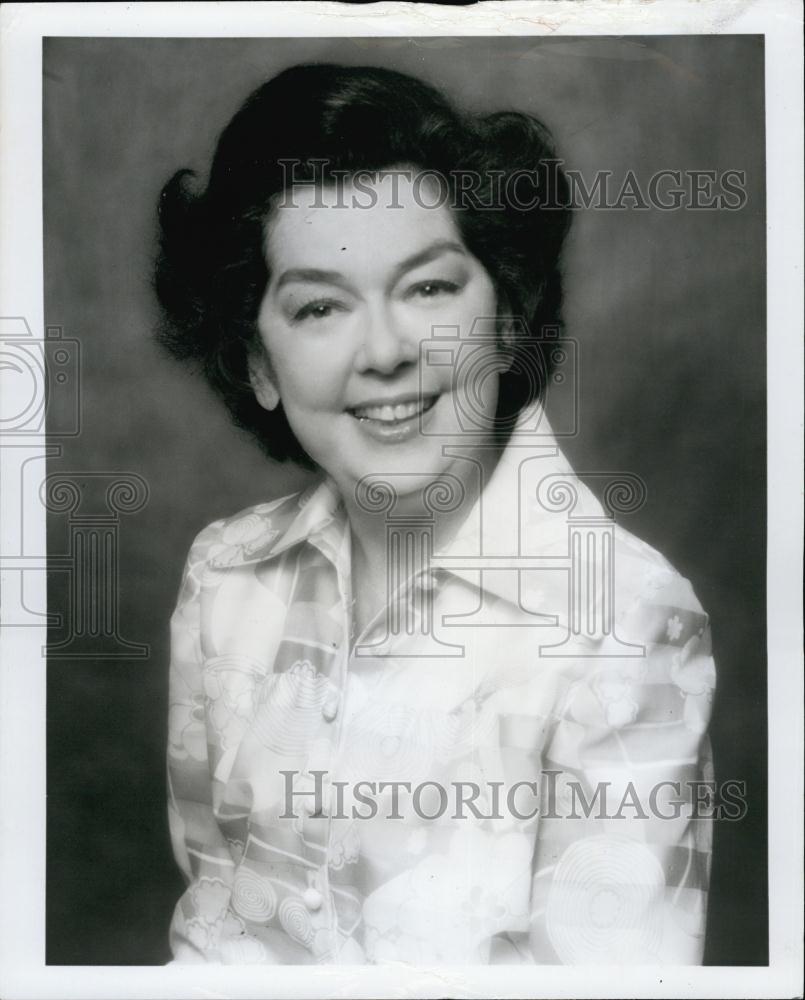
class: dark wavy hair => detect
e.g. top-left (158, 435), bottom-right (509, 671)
top-left (154, 63), bottom-right (572, 467)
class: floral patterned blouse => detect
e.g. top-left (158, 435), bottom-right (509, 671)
top-left (166, 404), bottom-right (716, 965)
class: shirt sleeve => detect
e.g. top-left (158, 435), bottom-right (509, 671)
top-left (528, 570), bottom-right (716, 964)
top-left (166, 521), bottom-right (237, 963)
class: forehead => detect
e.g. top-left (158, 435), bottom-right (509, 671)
top-left (264, 173), bottom-right (462, 274)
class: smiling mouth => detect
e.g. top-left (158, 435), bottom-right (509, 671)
top-left (348, 395), bottom-right (439, 424)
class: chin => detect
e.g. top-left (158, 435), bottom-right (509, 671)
top-left (330, 445), bottom-right (452, 504)
top-left (353, 447), bottom-right (449, 483)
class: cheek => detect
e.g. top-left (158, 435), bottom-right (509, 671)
top-left (453, 278), bottom-right (502, 390)
top-left (451, 274), bottom-right (499, 336)
top-left (280, 362), bottom-right (341, 410)
top-left (260, 330), bottom-right (347, 412)
top-left (468, 276), bottom-right (499, 317)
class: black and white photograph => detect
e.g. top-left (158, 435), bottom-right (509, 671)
top-left (0, 2), bottom-right (802, 998)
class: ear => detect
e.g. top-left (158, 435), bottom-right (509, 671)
top-left (499, 318), bottom-right (517, 350)
top-left (497, 317), bottom-right (517, 373)
top-left (495, 291), bottom-right (517, 371)
top-left (248, 350), bottom-right (280, 412)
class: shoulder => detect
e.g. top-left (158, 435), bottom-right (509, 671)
top-left (554, 524), bottom-right (716, 734)
top-left (193, 492), bottom-right (303, 550)
top-left (611, 522), bottom-right (711, 649)
top-left (181, 490), bottom-right (305, 579)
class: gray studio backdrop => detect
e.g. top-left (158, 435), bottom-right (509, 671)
top-left (43, 36), bottom-right (766, 965)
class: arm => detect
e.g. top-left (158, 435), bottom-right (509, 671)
top-left (529, 570), bottom-right (716, 964)
top-left (166, 521), bottom-right (236, 963)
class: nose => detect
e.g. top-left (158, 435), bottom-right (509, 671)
top-left (354, 303), bottom-right (417, 375)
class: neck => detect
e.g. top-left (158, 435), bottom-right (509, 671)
top-left (340, 444), bottom-right (505, 584)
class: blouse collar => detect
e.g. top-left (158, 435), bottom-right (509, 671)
top-left (207, 401), bottom-right (609, 625)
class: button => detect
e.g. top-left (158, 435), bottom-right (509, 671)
top-left (312, 928), bottom-right (337, 958)
top-left (321, 689), bottom-right (340, 722)
top-left (302, 887), bottom-right (323, 911)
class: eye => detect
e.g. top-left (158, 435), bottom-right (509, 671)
top-left (407, 279), bottom-right (461, 300)
top-left (292, 299), bottom-right (344, 323)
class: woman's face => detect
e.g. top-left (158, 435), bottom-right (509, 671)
top-left (253, 172), bottom-right (504, 499)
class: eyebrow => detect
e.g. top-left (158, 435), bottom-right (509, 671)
top-left (273, 239), bottom-right (467, 292)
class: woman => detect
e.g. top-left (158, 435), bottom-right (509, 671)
top-left (155, 63), bottom-right (716, 965)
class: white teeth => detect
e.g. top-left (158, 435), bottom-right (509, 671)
top-left (352, 397), bottom-right (437, 422)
